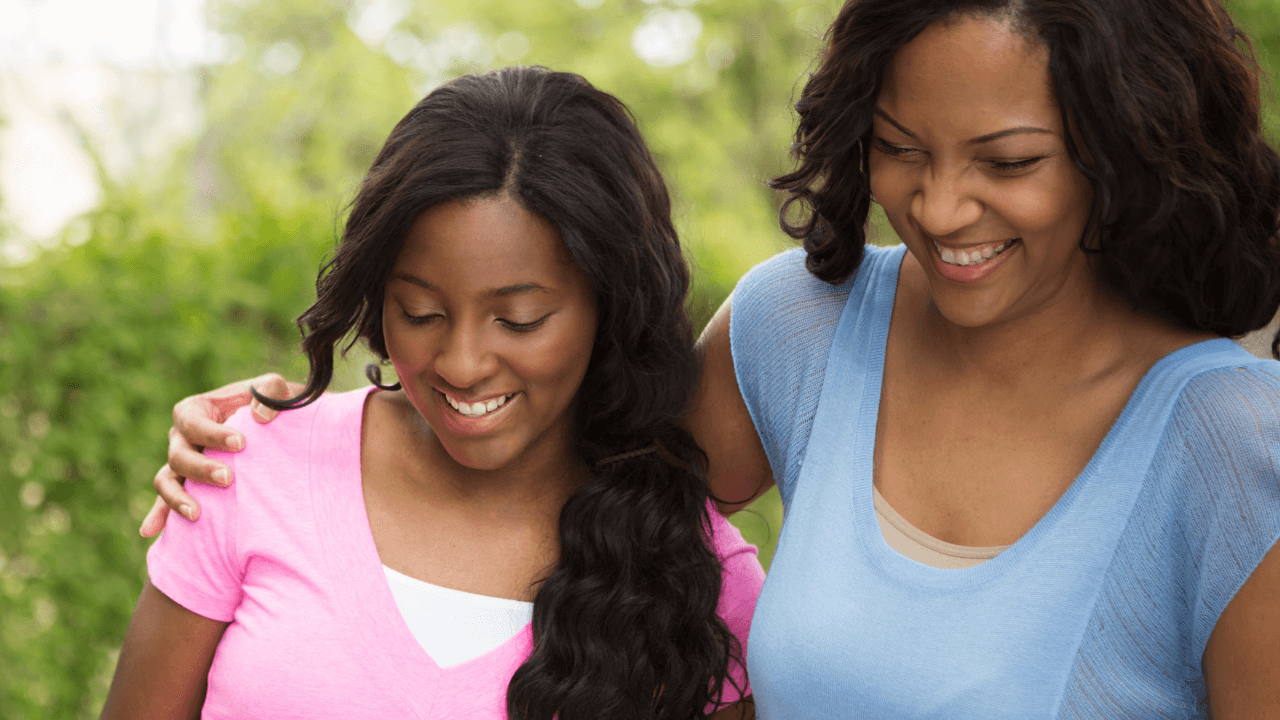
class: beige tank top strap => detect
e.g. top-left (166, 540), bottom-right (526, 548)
top-left (873, 486), bottom-right (1010, 569)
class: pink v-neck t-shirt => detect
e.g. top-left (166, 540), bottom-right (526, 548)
top-left (147, 386), bottom-right (764, 719)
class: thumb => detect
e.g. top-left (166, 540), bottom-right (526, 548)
top-left (248, 373), bottom-right (291, 424)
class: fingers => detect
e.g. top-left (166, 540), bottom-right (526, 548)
top-left (246, 372), bottom-right (292, 424)
top-left (147, 373), bottom-right (301, 538)
top-left (171, 372), bottom-right (286, 451)
top-left (171, 373), bottom-right (304, 454)
top-left (154, 463), bottom-right (200, 523)
top-left (173, 395), bottom-right (246, 455)
top-left (172, 405), bottom-right (245, 456)
top-left (139, 496), bottom-right (171, 537)
top-left (168, 426), bottom-right (232, 486)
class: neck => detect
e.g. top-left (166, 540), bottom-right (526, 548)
top-left (393, 394), bottom-right (588, 513)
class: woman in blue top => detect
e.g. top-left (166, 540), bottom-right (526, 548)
top-left (148, 0), bottom-right (1280, 717)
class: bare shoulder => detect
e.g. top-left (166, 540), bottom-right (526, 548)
top-left (363, 387), bottom-right (415, 426)
top-left (360, 389), bottom-right (422, 463)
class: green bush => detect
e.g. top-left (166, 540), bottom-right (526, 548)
top-left (0, 200), bottom-right (320, 716)
top-left (2, 0), bottom-right (1276, 714)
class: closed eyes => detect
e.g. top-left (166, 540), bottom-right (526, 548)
top-left (399, 309), bottom-right (550, 332)
top-left (873, 138), bottom-right (1044, 173)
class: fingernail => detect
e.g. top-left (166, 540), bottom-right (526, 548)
top-left (226, 434), bottom-right (243, 451)
top-left (212, 468), bottom-right (230, 486)
top-left (252, 404), bottom-right (273, 422)
top-left (180, 505), bottom-right (196, 521)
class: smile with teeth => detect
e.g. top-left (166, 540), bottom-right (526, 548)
top-left (934, 239), bottom-right (1018, 267)
top-left (441, 391), bottom-right (515, 418)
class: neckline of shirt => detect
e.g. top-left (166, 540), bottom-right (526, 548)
top-left (872, 485), bottom-right (1008, 562)
top-left (382, 565), bottom-right (534, 609)
top-left (833, 245), bottom-right (1242, 588)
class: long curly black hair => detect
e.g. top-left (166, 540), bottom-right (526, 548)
top-left (253, 67), bottom-right (743, 719)
top-left (772, 0), bottom-right (1280, 356)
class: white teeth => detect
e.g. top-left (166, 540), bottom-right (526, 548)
top-left (934, 240), bottom-right (1012, 267)
top-left (443, 392), bottom-right (511, 418)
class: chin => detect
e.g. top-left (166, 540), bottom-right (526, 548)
top-left (436, 437), bottom-right (522, 472)
top-left (928, 288), bottom-right (1025, 329)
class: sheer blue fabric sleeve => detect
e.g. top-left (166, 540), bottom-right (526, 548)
top-left (727, 248), bottom-right (855, 507)
top-left (1058, 361), bottom-right (1280, 718)
top-left (1175, 364), bottom-right (1280, 659)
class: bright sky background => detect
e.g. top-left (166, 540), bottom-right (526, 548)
top-left (0, 0), bottom-right (210, 67)
top-left (0, 0), bottom-right (707, 261)
top-left (2, 0), bottom-right (228, 259)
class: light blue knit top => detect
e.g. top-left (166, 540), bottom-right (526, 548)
top-left (731, 244), bottom-right (1280, 719)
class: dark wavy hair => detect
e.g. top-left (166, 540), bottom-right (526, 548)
top-left (772, 0), bottom-right (1280, 356)
top-left (254, 67), bottom-right (742, 718)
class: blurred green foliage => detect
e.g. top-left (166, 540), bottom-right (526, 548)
top-left (1, 0), bottom-right (1277, 715)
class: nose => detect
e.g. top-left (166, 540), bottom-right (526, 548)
top-left (910, 165), bottom-right (984, 238)
top-left (433, 322), bottom-right (499, 390)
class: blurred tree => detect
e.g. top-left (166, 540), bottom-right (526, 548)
top-left (1, 0), bottom-right (1276, 714)
top-left (0, 0), bottom-right (846, 713)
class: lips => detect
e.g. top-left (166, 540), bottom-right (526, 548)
top-left (440, 390), bottom-right (515, 418)
top-left (933, 239), bottom-right (1015, 267)
top-left (433, 389), bottom-right (520, 438)
top-left (928, 237), bottom-right (1021, 283)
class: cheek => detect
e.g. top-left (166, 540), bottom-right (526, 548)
top-left (868, 156), bottom-right (900, 204)
top-left (1003, 159), bottom-right (1095, 229)
top-left (997, 170), bottom-right (1091, 246)
top-left (381, 320), bottom-right (433, 383)
top-left (384, 342), bottom-right (426, 403)
top-left (511, 312), bottom-right (596, 418)
top-left (381, 323), bottom-right (413, 370)
top-left (381, 301), bottom-right (403, 356)
top-left (869, 167), bottom-right (916, 251)
top-left (512, 329), bottom-right (594, 395)
top-left (868, 157), bottom-right (917, 231)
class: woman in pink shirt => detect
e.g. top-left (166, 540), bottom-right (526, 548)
top-left (101, 66), bottom-right (763, 720)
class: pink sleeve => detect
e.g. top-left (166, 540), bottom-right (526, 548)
top-left (145, 415), bottom-right (248, 622)
top-left (708, 502), bottom-right (766, 707)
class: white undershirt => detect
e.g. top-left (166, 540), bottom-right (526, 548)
top-left (383, 565), bottom-right (534, 668)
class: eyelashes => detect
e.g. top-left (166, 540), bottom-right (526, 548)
top-left (401, 310), bottom-right (439, 326)
top-left (873, 138), bottom-right (918, 158)
top-left (499, 316), bottom-right (549, 333)
top-left (872, 138), bottom-right (1044, 172)
top-left (399, 309), bottom-right (551, 332)
top-left (988, 157), bottom-right (1043, 171)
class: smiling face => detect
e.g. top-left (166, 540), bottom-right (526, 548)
top-left (382, 195), bottom-right (598, 472)
top-left (869, 13), bottom-right (1097, 328)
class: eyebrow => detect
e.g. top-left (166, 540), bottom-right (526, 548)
top-left (491, 282), bottom-right (548, 297)
top-left (874, 108), bottom-right (1053, 145)
top-left (392, 273), bottom-right (548, 297)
